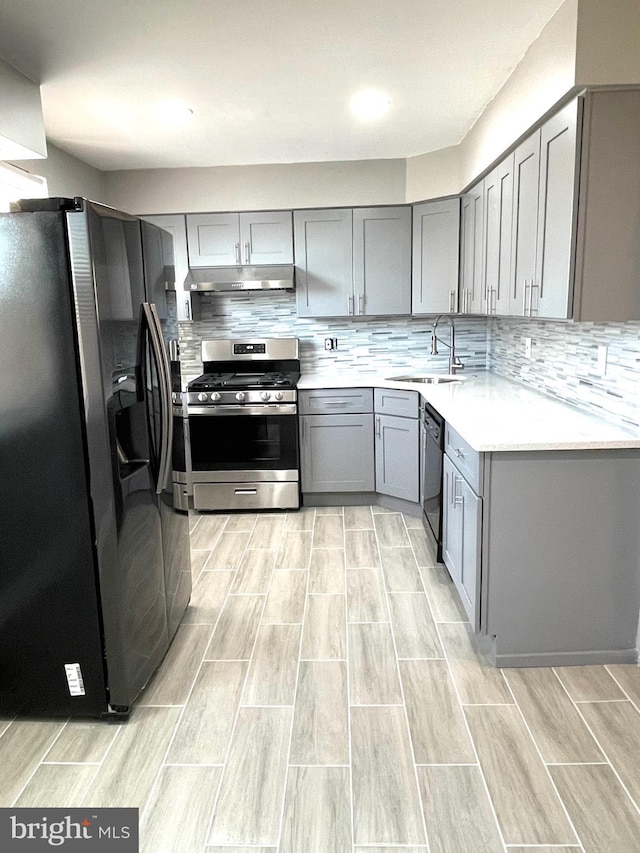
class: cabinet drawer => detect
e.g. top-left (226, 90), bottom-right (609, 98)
top-left (299, 388), bottom-right (373, 415)
top-left (374, 387), bottom-right (418, 419)
top-left (445, 424), bottom-right (482, 494)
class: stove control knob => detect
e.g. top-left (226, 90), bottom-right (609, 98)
top-left (274, 391), bottom-right (284, 401)
top-left (197, 392), bottom-right (208, 402)
top-left (260, 391), bottom-right (271, 401)
top-left (235, 391), bottom-right (246, 402)
top-left (210, 392), bottom-right (221, 402)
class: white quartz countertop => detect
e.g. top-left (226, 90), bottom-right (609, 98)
top-left (297, 370), bottom-right (640, 452)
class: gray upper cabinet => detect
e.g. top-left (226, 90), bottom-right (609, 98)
top-left (510, 98), bottom-right (579, 320)
top-left (294, 208), bottom-right (353, 317)
top-left (412, 198), bottom-right (460, 314)
top-left (483, 155), bottom-right (513, 316)
top-left (511, 131), bottom-right (541, 317)
top-left (186, 210), bottom-right (293, 267)
top-left (534, 100), bottom-right (579, 319)
top-left (353, 206), bottom-right (411, 316)
top-left (295, 206), bottom-right (411, 318)
top-left (571, 90), bottom-right (640, 321)
top-left (141, 213), bottom-right (190, 320)
top-left (460, 183), bottom-right (485, 315)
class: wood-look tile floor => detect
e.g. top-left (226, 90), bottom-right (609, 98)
top-left (4, 505), bottom-right (640, 852)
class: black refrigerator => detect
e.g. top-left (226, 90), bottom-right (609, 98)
top-left (0, 197), bottom-right (191, 718)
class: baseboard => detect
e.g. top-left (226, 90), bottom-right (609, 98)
top-left (494, 647), bottom-right (639, 668)
top-left (301, 492), bottom-right (421, 517)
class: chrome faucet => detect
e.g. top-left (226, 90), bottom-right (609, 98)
top-left (431, 316), bottom-right (465, 374)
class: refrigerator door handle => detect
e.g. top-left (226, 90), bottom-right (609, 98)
top-left (142, 303), bottom-right (173, 495)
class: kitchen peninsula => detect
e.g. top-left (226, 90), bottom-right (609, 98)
top-left (298, 370), bottom-right (640, 667)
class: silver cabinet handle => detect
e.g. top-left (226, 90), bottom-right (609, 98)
top-left (453, 475), bottom-right (463, 506)
top-left (530, 282), bottom-right (539, 316)
top-left (491, 287), bottom-right (497, 315)
top-left (235, 242), bottom-right (241, 264)
top-left (323, 400), bottom-right (350, 406)
top-left (376, 416), bottom-right (381, 438)
top-left (347, 294), bottom-right (354, 315)
top-left (522, 281), bottom-right (530, 316)
top-left (244, 241), bottom-right (250, 264)
top-left (453, 447), bottom-right (465, 459)
top-left (358, 293), bottom-right (364, 315)
top-left (185, 298), bottom-right (191, 320)
top-left (448, 290), bottom-right (454, 313)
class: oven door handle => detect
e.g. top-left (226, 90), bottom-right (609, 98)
top-left (187, 404), bottom-right (298, 416)
top-left (143, 302), bottom-right (173, 495)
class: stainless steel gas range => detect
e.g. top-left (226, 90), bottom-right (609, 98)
top-left (179, 338), bottom-right (301, 512)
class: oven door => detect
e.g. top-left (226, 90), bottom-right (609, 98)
top-left (188, 405), bottom-right (299, 481)
top-left (188, 404), bottom-right (300, 511)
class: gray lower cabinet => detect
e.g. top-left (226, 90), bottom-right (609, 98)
top-left (442, 453), bottom-right (481, 628)
top-left (373, 387), bottom-right (419, 502)
top-left (441, 425), bottom-right (640, 665)
top-left (300, 413), bottom-right (374, 492)
top-left (299, 388), bottom-right (374, 492)
top-left (375, 414), bottom-right (419, 502)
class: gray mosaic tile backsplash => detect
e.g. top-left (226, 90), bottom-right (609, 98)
top-left (488, 317), bottom-right (640, 427)
top-left (175, 292), bottom-right (640, 428)
top-left (178, 291), bottom-right (488, 382)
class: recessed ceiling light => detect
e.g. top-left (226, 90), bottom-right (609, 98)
top-left (349, 89), bottom-right (391, 122)
top-left (152, 101), bottom-right (194, 123)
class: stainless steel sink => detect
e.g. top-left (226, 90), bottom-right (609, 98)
top-left (387, 374), bottom-right (467, 384)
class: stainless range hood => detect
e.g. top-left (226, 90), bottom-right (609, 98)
top-left (184, 265), bottom-right (295, 293)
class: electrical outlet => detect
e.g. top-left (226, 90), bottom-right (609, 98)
top-left (324, 337), bottom-right (338, 351)
top-left (524, 337), bottom-right (532, 359)
top-left (597, 345), bottom-right (608, 375)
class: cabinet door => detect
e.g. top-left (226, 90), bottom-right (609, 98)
top-left (142, 214), bottom-right (190, 320)
top-left (459, 474), bottom-right (482, 629)
top-left (442, 455), bottom-right (481, 628)
top-left (484, 155), bottom-right (513, 317)
top-left (239, 210), bottom-right (293, 265)
top-left (186, 213), bottom-right (240, 266)
top-left (460, 183), bottom-right (485, 314)
top-left (294, 209), bottom-right (353, 317)
top-left (442, 455), bottom-right (463, 583)
top-left (300, 414), bottom-right (374, 492)
top-left (511, 132), bottom-right (540, 316)
top-left (534, 99), bottom-right (579, 319)
top-left (412, 198), bottom-right (460, 314)
top-left (375, 414), bottom-right (419, 502)
top-left (353, 207), bottom-right (411, 315)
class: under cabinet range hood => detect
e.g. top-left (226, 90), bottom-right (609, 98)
top-left (184, 265), bottom-right (295, 293)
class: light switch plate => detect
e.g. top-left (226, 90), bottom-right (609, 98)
top-left (597, 345), bottom-right (608, 375)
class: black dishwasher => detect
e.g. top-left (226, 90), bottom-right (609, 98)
top-left (420, 402), bottom-right (444, 561)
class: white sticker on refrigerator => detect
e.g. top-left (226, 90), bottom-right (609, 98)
top-left (64, 663), bottom-right (86, 696)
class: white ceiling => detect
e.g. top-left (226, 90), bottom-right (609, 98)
top-left (0, 0), bottom-right (564, 171)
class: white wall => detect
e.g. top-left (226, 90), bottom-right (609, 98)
top-left (10, 142), bottom-right (106, 202)
top-left (0, 56), bottom-right (46, 159)
top-left (405, 145), bottom-right (461, 203)
top-left (458, 0), bottom-right (578, 189)
top-left (103, 159), bottom-right (406, 214)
